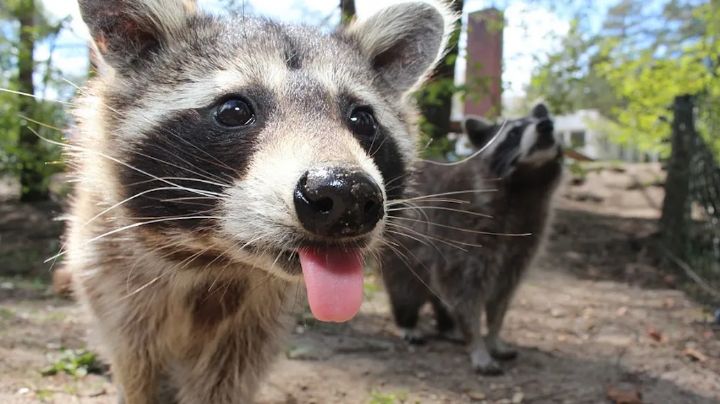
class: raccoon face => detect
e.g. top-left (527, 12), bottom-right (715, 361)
top-left (464, 103), bottom-right (562, 178)
top-left (77, 0), bottom-right (451, 321)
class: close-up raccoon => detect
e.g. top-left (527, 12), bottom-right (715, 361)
top-left (380, 103), bottom-right (563, 375)
top-left (62, 0), bottom-right (452, 402)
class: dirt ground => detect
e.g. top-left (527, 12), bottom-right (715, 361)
top-left (1, 164), bottom-right (719, 404)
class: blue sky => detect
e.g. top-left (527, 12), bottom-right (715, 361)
top-left (39, 0), bottom-right (585, 99)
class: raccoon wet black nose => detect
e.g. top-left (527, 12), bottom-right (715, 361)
top-left (535, 119), bottom-right (555, 149)
top-left (294, 168), bottom-right (384, 238)
top-left (536, 118), bottom-right (554, 135)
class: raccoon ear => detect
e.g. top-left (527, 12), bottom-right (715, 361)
top-left (463, 117), bottom-right (497, 149)
top-left (78, 0), bottom-right (197, 72)
top-left (532, 103), bottom-right (550, 119)
top-left (345, 2), bottom-right (455, 95)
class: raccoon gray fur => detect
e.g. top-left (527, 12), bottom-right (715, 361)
top-left (63, 1), bottom-right (453, 402)
top-left (380, 103), bottom-right (563, 375)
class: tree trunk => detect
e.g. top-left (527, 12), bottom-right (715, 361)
top-left (418, 0), bottom-right (464, 139)
top-left (17, 0), bottom-right (47, 202)
top-left (340, 0), bottom-right (356, 26)
top-left (660, 94), bottom-right (696, 260)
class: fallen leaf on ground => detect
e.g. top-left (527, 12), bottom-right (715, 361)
top-left (646, 327), bottom-right (665, 343)
top-left (465, 390), bottom-right (486, 401)
top-left (606, 385), bottom-right (643, 404)
top-left (683, 347), bottom-right (708, 362)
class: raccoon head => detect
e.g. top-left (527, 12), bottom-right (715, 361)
top-left (463, 103), bottom-right (562, 179)
top-left (76, 0), bottom-right (452, 322)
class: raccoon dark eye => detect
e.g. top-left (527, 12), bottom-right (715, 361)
top-left (215, 98), bottom-right (256, 127)
top-left (348, 107), bottom-right (378, 137)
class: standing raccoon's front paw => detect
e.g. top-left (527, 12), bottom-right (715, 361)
top-left (470, 349), bottom-right (504, 376)
top-left (487, 338), bottom-right (518, 361)
top-left (472, 359), bottom-right (504, 376)
top-left (438, 327), bottom-right (464, 344)
top-left (490, 346), bottom-right (518, 361)
top-left (401, 328), bottom-right (426, 345)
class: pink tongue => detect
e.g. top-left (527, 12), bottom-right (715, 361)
top-left (298, 248), bottom-right (364, 323)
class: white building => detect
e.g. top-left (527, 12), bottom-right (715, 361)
top-left (554, 109), bottom-right (659, 162)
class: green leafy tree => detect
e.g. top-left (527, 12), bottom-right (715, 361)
top-left (340, 0), bottom-right (355, 26)
top-left (527, 20), bottom-right (618, 116)
top-left (0, 0), bottom-right (69, 202)
top-left (416, 0), bottom-right (464, 159)
top-left (595, 0), bottom-right (718, 157)
top-left (528, 0), bottom-right (719, 270)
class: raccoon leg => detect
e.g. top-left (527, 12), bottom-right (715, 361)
top-left (431, 298), bottom-right (462, 342)
top-left (485, 294), bottom-right (518, 360)
top-left (453, 301), bottom-right (503, 375)
top-left (381, 258), bottom-right (429, 344)
top-left (389, 293), bottom-right (426, 344)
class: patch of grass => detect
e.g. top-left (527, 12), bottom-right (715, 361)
top-left (42, 349), bottom-right (105, 378)
top-left (0, 307), bottom-right (14, 320)
top-left (35, 388), bottom-right (53, 401)
top-left (0, 276), bottom-right (51, 292)
top-left (363, 277), bottom-right (381, 299)
top-left (567, 161), bottom-right (589, 185)
top-left (369, 390), bottom-right (408, 404)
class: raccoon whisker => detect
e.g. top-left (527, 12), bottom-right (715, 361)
top-left (154, 126), bottom-right (242, 179)
top-left (83, 186), bottom-right (218, 226)
top-left (244, 256), bottom-right (286, 302)
top-left (387, 205), bottom-right (493, 219)
top-left (386, 222), bottom-right (476, 252)
top-left (177, 246), bottom-right (218, 271)
top-left (30, 128), bottom-right (227, 199)
top-left (159, 196), bottom-right (221, 201)
top-left (394, 216), bottom-right (532, 237)
top-left (126, 211), bottom-right (219, 221)
top-left (120, 242), bottom-right (217, 302)
top-left (377, 239), bottom-right (452, 308)
top-left (61, 77), bottom-right (82, 90)
top-left (384, 226), bottom-right (462, 255)
top-left (64, 216), bottom-right (222, 257)
top-left (387, 201), bottom-right (433, 226)
top-left (1, 88), bottom-right (72, 105)
top-left (127, 148), bottom-right (233, 187)
top-left (145, 195), bottom-right (218, 207)
top-left (206, 236), bottom-right (267, 292)
top-left (387, 198), bottom-right (471, 206)
top-left (369, 133), bottom-right (390, 158)
top-left (395, 189), bottom-right (498, 202)
top-left (158, 197), bottom-right (219, 204)
top-left (119, 272), bottom-right (167, 301)
top-left (270, 249), bottom-right (286, 271)
top-left (47, 187), bottom-right (222, 264)
top-left (101, 101), bottom-right (241, 180)
top-left (384, 172), bottom-right (412, 189)
top-left (367, 132), bottom-right (380, 159)
top-left (421, 119), bottom-right (509, 167)
top-left (119, 241), bottom-right (189, 301)
top-left (122, 177), bottom-right (231, 191)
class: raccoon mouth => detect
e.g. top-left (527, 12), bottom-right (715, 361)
top-left (267, 238), bottom-right (371, 324)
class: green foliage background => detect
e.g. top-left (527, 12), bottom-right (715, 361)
top-left (528, 0), bottom-right (719, 159)
top-left (0, 0), bottom-right (78, 198)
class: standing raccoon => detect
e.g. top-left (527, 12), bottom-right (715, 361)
top-left (63, 1), bottom-right (452, 402)
top-left (381, 104), bottom-right (563, 374)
